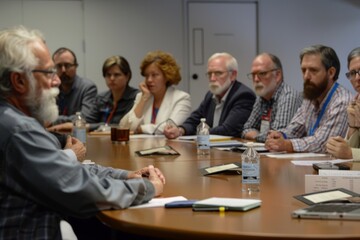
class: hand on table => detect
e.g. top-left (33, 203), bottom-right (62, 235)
top-left (326, 136), bottom-right (352, 159)
top-left (129, 165), bottom-right (165, 197)
top-left (64, 135), bottom-right (86, 161)
top-left (164, 125), bottom-right (181, 139)
top-left (265, 130), bottom-right (293, 152)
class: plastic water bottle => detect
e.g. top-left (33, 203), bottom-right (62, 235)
top-left (196, 118), bottom-right (210, 155)
top-left (241, 142), bottom-right (260, 193)
top-left (72, 112), bottom-right (87, 145)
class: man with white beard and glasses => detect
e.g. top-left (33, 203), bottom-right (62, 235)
top-left (241, 53), bottom-right (302, 142)
top-left (164, 52), bottom-right (255, 138)
top-left (265, 45), bottom-right (353, 153)
top-left (0, 25), bottom-right (165, 240)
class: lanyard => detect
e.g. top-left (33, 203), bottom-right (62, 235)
top-left (308, 82), bottom-right (338, 136)
top-left (101, 105), bottom-right (110, 123)
top-left (106, 102), bottom-right (118, 124)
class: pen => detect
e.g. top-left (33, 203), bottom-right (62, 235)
top-left (192, 206), bottom-right (228, 212)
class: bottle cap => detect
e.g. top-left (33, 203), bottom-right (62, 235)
top-left (247, 142), bottom-right (254, 147)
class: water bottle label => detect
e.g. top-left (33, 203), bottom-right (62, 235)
top-left (242, 163), bottom-right (260, 184)
top-left (73, 128), bottom-right (87, 144)
top-left (197, 135), bottom-right (210, 150)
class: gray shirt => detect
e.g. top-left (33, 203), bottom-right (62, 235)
top-left (54, 74), bottom-right (98, 124)
top-left (0, 100), bottom-right (154, 238)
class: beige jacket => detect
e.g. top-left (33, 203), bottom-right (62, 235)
top-left (347, 129), bottom-right (360, 161)
top-left (120, 86), bottom-right (191, 134)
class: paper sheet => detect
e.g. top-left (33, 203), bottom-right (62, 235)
top-left (292, 159), bottom-right (352, 166)
top-left (303, 190), bottom-right (353, 204)
top-left (178, 135), bottom-right (233, 141)
top-left (305, 175), bottom-right (360, 193)
top-left (266, 153), bottom-right (327, 159)
top-left (130, 134), bottom-right (165, 139)
top-left (210, 140), bottom-right (243, 147)
top-left (129, 196), bottom-right (187, 209)
top-left (319, 169), bottom-right (360, 176)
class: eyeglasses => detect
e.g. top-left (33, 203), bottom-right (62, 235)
top-left (55, 63), bottom-right (77, 71)
top-left (205, 71), bottom-right (231, 79)
top-left (247, 69), bottom-right (278, 81)
top-left (345, 70), bottom-right (360, 80)
top-left (32, 68), bottom-right (57, 79)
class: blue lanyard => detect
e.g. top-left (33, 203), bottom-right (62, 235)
top-left (308, 82), bottom-right (338, 136)
top-left (102, 105), bottom-right (111, 123)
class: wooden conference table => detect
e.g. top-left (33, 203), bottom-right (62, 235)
top-left (86, 135), bottom-right (360, 240)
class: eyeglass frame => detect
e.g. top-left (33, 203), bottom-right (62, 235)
top-left (247, 68), bottom-right (278, 81)
top-left (345, 69), bottom-right (360, 80)
top-left (55, 63), bottom-right (77, 71)
top-left (31, 68), bottom-right (57, 79)
top-left (205, 70), bottom-right (232, 79)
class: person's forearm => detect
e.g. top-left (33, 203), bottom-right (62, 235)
top-left (284, 140), bottom-right (294, 153)
top-left (134, 97), bottom-right (148, 118)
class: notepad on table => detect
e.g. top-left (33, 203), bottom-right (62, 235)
top-left (135, 145), bottom-right (180, 156)
top-left (192, 197), bottom-right (261, 211)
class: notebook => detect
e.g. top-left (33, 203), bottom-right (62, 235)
top-left (292, 202), bottom-right (360, 220)
top-left (192, 197), bottom-right (261, 212)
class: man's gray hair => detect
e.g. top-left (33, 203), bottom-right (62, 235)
top-left (208, 52), bottom-right (238, 72)
top-left (347, 47), bottom-right (360, 69)
top-left (0, 25), bottom-right (44, 97)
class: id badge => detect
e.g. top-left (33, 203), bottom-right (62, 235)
top-left (260, 119), bottom-right (270, 133)
top-left (260, 107), bottom-right (271, 133)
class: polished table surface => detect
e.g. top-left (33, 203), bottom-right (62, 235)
top-left (86, 135), bottom-right (360, 240)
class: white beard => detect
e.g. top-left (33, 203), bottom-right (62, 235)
top-left (254, 80), bottom-right (278, 98)
top-left (209, 77), bottom-right (232, 95)
top-left (25, 74), bottom-right (59, 125)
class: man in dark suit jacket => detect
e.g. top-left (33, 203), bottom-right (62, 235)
top-left (164, 52), bottom-right (256, 138)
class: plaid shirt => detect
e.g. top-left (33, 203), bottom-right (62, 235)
top-left (241, 81), bottom-right (302, 142)
top-left (283, 83), bottom-right (353, 153)
top-left (0, 187), bottom-right (63, 240)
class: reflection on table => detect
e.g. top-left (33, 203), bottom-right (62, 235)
top-left (85, 135), bottom-right (360, 240)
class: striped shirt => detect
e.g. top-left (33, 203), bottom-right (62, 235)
top-left (241, 81), bottom-right (302, 142)
top-left (283, 83), bottom-right (353, 153)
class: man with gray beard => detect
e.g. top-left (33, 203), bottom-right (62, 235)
top-left (0, 25), bottom-right (165, 240)
top-left (265, 45), bottom-right (353, 153)
top-left (241, 53), bottom-right (302, 142)
top-left (164, 52), bottom-right (255, 138)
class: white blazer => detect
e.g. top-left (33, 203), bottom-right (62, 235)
top-left (120, 86), bottom-right (191, 134)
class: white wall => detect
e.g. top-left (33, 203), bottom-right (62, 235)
top-left (0, 0), bottom-right (359, 96)
top-left (259, 0), bottom-right (359, 94)
top-left (83, 0), bottom-right (185, 92)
